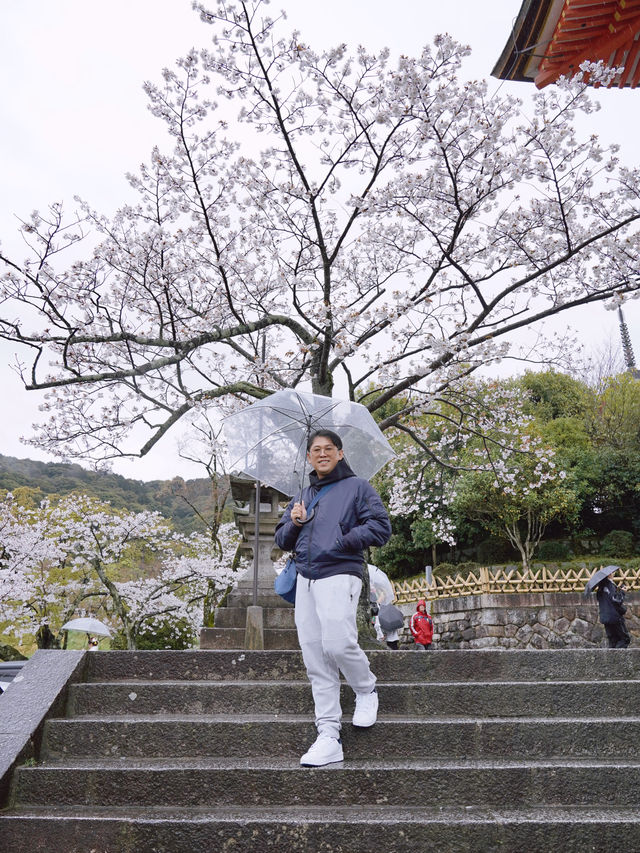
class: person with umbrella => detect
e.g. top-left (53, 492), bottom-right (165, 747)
top-left (586, 565), bottom-right (631, 649)
top-left (369, 563), bottom-right (402, 649)
top-left (275, 428), bottom-right (392, 767)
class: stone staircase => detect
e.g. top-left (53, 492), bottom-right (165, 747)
top-left (200, 589), bottom-right (299, 650)
top-left (2, 648), bottom-right (640, 851)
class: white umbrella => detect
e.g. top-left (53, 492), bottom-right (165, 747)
top-left (62, 617), bottom-right (112, 637)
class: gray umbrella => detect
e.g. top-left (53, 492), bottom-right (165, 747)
top-left (584, 565), bottom-right (620, 596)
top-left (377, 603), bottom-right (405, 632)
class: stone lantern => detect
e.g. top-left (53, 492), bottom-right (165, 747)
top-left (199, 475), bottom-right (299, 651)
top-left (228, 474), bottom-right (288, 596)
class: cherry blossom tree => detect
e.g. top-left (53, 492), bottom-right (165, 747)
top-left (387, 381), bottom-right (579, 570)
top-left (1, 1), bottom-right (639, 466)
top-left (0, 494), bottom-right (89, 649)
top-left (0, 493), bottom-right (241, 650)
top-left (452, 438), bottom-right (578, 571)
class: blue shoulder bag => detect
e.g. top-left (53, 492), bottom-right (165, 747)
top-left (274, 482), bottom-right (338, 603)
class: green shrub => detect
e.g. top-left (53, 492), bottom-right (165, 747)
top-left (455, 561), bottom-right (479, 573)
top-left (433, 562), bottom-right (458, 579)
top-left (601, 529), bottom-right (635, 558)
top-left (111, 618), bottom-right (197, 650)
top-left (536, 540), bottom-right (573, 561)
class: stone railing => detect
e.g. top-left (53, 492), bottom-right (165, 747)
top-left (392, 564), bottom-right (640, 605)
top-left (430, 590), bottom-right (640, 650)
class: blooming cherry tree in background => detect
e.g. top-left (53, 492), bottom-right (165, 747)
top-left (0, 493), bottom-right (242, 651)
top-left (0, 494), bottom-right (83, 649)
top-left (113, 523), bottom-right (241, 648)
top-left (0, 2), bottom-right (639, 467)
top-left (452, 435), bottom-right (578, 571)
top-left (386, 381), bottom-right (579, 571)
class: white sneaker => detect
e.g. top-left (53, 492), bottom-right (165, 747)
top-left (352, 687), bottom-right (378, 728)
top-left (300, 734), bottom-right (344, 767)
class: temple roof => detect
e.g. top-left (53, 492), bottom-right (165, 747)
top-left (492, 0), bottom-right (640, 88)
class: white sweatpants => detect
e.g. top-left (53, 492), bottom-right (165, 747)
top-left (295, 573), bottom-right (377, 739)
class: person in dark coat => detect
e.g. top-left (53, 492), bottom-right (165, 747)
top-left (596, 568), bottom-right (631, 648)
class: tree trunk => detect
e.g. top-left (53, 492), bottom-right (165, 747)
top-left (93, 558), bottom-right (137, 649)
top-left (504, 522), bottom-right (530, 572)
top-left (311, 370), bottom-right (334, 398)
top-left (35, 623), bottom-right (60, 649)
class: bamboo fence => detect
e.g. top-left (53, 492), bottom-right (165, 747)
top-left (392, 565), bottom-right (640, 605)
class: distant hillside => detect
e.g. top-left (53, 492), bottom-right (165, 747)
top-left (0, 455), bottom-right (219, 535)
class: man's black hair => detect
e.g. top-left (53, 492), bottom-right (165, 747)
top-left (306, 429), bottom-right (343, 451)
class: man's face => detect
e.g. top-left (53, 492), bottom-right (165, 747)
top-left (307, 436), bottom-right (344, 478)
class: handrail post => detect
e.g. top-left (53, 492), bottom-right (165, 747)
top-left (480, 565), bottom-right (491, 593)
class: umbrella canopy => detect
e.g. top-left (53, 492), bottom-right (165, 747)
top-left (62, 617), bottom-right (112, 637)
top-left (377, 603), bottom-right (405, 633)
top-left (368, 563), bottom-right (395, 606)
top-left (222, 389), bottom-right (396, 496)
top-left (584, 565), bottom-right (620, 596)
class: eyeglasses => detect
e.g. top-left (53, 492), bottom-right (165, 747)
top-left (308, 444), bottom-right (339, 455)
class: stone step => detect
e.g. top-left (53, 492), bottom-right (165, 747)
top-left (199, 627), bottom-right (300, 650)
top-left (213, 605), bottom-right (296, 629)
top-left (41, 715), bottom-right (639, 761)
top-left (223, 589), bottom-right (294, 609)
top-left (65, 678), bottom-right (640, 718)
top-left (83, 647), bottom-right (640, 684)
top-left (3, 805), bottom-right (640, 853)
top-left (12, 758), bottom-right (640, 809)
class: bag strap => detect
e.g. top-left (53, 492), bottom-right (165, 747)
top-left (300, 480), bottom-right (339, 515)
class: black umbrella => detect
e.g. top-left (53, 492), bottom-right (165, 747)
top-left (584, 565), bottom-right (620, 596)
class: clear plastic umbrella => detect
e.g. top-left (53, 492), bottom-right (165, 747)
top-left (368, 563), bottom-right (395, 606)
top-left (222, 388), bottom-right (396, 497)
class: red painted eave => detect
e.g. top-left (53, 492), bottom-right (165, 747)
top-left (492, 0), bottom-right (640, 89)
top-left (535, 12), bottom-right (640, 87)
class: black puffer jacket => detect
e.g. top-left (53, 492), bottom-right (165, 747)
top-left (274, 459), bottom-right (391, 581)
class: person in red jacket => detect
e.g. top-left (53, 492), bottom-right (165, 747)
top-left (410, 599), bottom-right (433, 649)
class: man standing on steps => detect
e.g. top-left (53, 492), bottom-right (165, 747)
top-left (275, 429), bottom-right (392, 767)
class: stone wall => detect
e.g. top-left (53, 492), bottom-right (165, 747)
top-left (400, 591), bottom-right (640, 650)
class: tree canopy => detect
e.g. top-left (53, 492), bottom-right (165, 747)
top-left (1, 1), bottom-right (639, 467)
top-left (0, 492), bottom-right (241, 653)
top-left (0, 454), bottom-right (220, 535)
top-left (372, 368), bottom-right (640, 576)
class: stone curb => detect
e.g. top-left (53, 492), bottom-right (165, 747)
top-left (0, 650), bottom-right (86, 805)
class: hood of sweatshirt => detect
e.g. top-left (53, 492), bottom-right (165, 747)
top-left (308, 457), bottom-right (356, 493)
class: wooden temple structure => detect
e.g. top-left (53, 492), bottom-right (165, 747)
top-left (492, 0), bottom-right (640, 88)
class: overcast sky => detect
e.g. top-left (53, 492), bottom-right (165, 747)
top-left (1, 0), bottom-right (639, 481)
